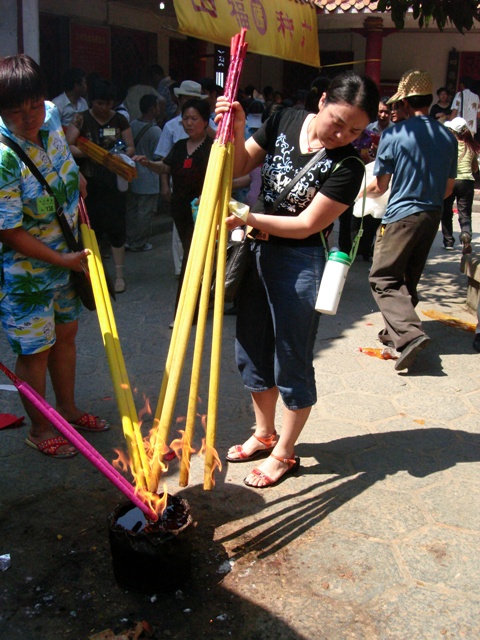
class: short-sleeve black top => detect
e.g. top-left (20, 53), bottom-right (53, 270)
top-left (163, 136), bottom-right (213, 227)
top-left (253, 108), bottom-right (364, 245)
top-left (74, 109), bottom-right (130, 185)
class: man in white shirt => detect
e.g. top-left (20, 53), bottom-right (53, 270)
top-left (52, 68), bottom-right (88, 127)
top-left (450, 75), bottom-right (479, 134)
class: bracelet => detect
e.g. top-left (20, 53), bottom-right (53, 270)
top-left (228, 198), bottom-right (249, 223)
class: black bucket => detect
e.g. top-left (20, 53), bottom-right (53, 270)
top-left (108, 494), bottom-right (193, 593)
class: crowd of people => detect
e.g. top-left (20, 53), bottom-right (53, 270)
top-left (0, 52), bottom-right (479, 483)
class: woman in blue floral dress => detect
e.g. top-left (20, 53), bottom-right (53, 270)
top-left (0, 55), bottom-right (108, 459)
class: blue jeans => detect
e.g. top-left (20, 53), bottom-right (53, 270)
top-left (236, 242), bottom-right (325, 410)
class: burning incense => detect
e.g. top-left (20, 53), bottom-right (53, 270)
top-left (0, 361), bottom-right (158, 522)
top-left (203, 145), bottom-right (233, 489)
top-left (179, 192), bottom-right (223, 486)
top-left (79, 199), bottom-right (151, 490)
top-left (148, 144), bottom-right (229, 491)
top-left (148, 29), bottom-right (248, 492)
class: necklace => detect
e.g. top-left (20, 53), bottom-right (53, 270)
top-left (306, 116), bottom-right (322, 152)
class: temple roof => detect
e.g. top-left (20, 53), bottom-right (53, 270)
top-left (299, 0), bottom-right (378, 12)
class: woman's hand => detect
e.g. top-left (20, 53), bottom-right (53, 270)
top-left (215, 96), bottom-right (246, 136)
top-left (132, 154), bottom-right (149, 166)
top-left (63, 248), bottom-right (91, 273)
top-left (225, 214), bottom-right (242, 230)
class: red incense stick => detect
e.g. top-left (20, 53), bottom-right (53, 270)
top-left (0, 361), bottom-right (158, 521)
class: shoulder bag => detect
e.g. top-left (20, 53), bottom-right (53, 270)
top-left (221, 147), bottom-right (328, 302)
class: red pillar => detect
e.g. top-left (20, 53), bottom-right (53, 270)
top-left (364, 16), bottom-right (383, 86)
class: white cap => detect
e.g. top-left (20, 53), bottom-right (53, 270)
top-left (444, 117), bottom-right (468, 134)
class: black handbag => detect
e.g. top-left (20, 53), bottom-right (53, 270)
top-left (0, 134), bottom-right (112, 311)
top-left (223, 237), bottom-right (251, 303)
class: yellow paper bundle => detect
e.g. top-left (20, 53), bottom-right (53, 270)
top-left (77, 137), bottom-right (137, 181)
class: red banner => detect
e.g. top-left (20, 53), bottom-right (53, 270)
top-left (70, 22), bottom-right (111, 79)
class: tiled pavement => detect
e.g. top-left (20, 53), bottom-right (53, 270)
top-left (1, 210), bottom-right (479, 639)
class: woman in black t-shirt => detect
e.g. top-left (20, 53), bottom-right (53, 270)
top-left (133, 98), bottom-right (212, 315)
top-left (67, 80), bottom-right (134, 294)
top-left (429, 87), bottom-right (452, 123)
top-left (216, 72), bottom-right (379, 489)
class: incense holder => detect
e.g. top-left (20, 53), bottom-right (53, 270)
top-left (108, 494), bottom-right (193, 593)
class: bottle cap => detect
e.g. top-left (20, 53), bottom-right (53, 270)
top-left (328, 250), bottom-right (352, 266)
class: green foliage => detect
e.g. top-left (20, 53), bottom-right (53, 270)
top-left (376, 0), bottom-right (480, 33)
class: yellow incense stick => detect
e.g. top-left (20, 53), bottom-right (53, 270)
top-left (204, 143), bottom-right (234, 489)
top-left (179, 198), bottom-right (222, 486)
top-left (148, 142), bottom-right (228, 491)
top-left (81, 224), bottom-right (150, 489)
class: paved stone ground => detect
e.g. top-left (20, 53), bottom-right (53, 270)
top-left (1, 210), bottom-right (479, 639)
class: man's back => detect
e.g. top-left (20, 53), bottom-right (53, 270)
top-left (375, 115), bottom-right (457, 222)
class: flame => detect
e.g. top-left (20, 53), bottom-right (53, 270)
top-left (135, 482), bottom-right (169, 517)
top-left (112, 448), bottom-right (131, 475)
top-left (112, 391), bottom-right (221, 513)
top-left (199, 437), bottom-right (222, 487)
top-left (113, 446), bottom-right (169, 518)
top-left (138, 394), bottom-right (152, 423)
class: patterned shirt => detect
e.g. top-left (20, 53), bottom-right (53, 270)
top-left (0, 101), bottom-right (80, 292)
top-left (452, 89), bottom-right (479, 134)
top-left (253, 108), bottom-right (364, 244)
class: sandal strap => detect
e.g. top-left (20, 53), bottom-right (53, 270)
top-left (233, 444), bottom-right (248, 459)
top-left (250, 467), bottom-right (274, 484)
top-left (270, 453), bottom-right (296, 466)
top-left (252, 431), bottom-right (277, 447)
top-left (37, 436), bottom-right (69, 454)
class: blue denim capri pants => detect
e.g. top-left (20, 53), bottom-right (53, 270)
top-left (235, 241), bottom-right (325, 410)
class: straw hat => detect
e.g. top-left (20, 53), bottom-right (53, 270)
top-left (444, 116), bottom-right (468, 134)
top-left (387, 69), bottom-right (433, 104)
top-left (173, 80), bottom-right (207, 99)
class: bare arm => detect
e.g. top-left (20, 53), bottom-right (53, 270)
top-left (132, 155), bottom-right (170, 176)
top-left (227, 192), bottom-right (350, 240)
top-left (65, 121), bottom-right (85, 159)
top-left (232, 174), bottom-right (251, 190)
top-left (0, 227), bottom-right (89, 272)
top-left (363, 173), bottom-right (391, 198)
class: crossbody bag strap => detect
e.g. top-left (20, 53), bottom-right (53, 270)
top-left (133, 122), bottom-right (154, 147)
top-left (0, 133), bottom-right (81, 253)
top-left (272, 147), bottom-right (327, 211)
top-left (320, 155), bottom-right (367, 263)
